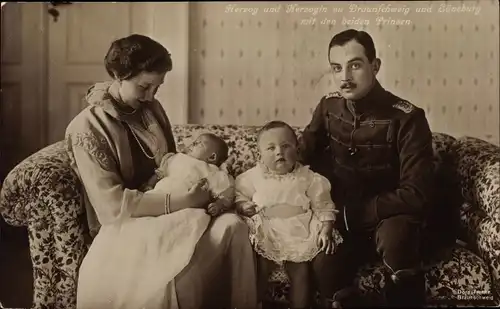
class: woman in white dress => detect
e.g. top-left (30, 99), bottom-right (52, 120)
top-left (65, 34), bottom-right (257, 309)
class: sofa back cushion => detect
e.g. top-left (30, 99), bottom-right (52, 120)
top-left (454, 136), bottom-right (500, 224)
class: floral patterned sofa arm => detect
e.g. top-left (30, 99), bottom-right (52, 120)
top-left (0, 140), bottom-right (87, 309)
top-left (454, 137), bottom-right (500, 297)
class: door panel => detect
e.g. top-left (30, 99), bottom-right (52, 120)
top-left (47, 3), bottom-right (135, 143)
top-left (46, 2), bottom-right (190, 143)
top-left (1, 3), bottom-right (46, 175)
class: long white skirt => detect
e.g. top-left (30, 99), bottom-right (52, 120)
top-left (76, 209), bottom-right (211, 309)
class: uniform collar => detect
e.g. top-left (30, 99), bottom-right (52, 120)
top-left (347, 81), bottom-right (387, 114)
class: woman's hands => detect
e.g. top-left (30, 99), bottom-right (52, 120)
top-left (317, 221), bottom-right (335, 255)
top-left (187, 178), bottom-right (211, 209)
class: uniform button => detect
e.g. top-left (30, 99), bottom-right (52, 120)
top-left (370, 121), bottom-right (375, 128)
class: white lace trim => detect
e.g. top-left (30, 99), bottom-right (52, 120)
top-left (243, 215), bottom-right (344, 265)
top-left (257, 162), bottom-right (311, 181)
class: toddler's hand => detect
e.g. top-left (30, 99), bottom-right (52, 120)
top-left (237, 201), bottom-right (257, 217)
top-left (317, 222), bottom-right (335, 255)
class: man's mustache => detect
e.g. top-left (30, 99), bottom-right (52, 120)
top-left (341, 82), bottom-right (356, 89)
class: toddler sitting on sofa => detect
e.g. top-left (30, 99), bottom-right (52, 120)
top-left (235, 121), bottom-right (343, 309)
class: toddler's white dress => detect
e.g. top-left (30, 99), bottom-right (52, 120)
top-left (235, 163), bottom-right (343, 264)
top-left (77, 153), bottom-right (234, 309)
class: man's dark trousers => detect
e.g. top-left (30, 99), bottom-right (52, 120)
top-left (312, 212), bottom-right (427, 307)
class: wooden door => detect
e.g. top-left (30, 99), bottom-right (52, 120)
top-left (1, 2), bottom-right (190, 167)
top-left (46, 3), bottom-right (143, 143)
top-left (46, 2), bottom-right (190, 144)
top-left (1, 3), bottom-right (47, 174)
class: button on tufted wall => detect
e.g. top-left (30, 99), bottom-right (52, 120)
top-left (188, 1), bottom-right (499, 144)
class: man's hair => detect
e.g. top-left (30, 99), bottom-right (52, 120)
top-left (200, 133), bottom-right (229, 166)
top-left (328, 29), bottom-right (377, 63)
top-left (105, 34), bottom-right (173, 80)
top-left (257, 121), bottom-right (298, 145)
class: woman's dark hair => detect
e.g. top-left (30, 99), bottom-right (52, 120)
top-left (104, 34), bottom-right (173, 80)
top-left (257, 121), bottom-right (298, 145)
top-left (328, 29), bottom-right (376, 63)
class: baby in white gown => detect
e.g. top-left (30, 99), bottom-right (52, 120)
top-left (235, 121), bottom-right (343, 309)
top-left (145, 132), bottom-right (235, 216)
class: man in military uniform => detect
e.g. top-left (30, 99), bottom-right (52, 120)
top-left (301, 29), bottom-right (435, 307)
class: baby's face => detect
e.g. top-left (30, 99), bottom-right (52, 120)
top-left (258, 127), bottom-right (298, 175)
top-left (186, 135), bottom-right (221, 164)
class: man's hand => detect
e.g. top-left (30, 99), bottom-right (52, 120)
top-left (317, 221), bottom-right (335, 255)
top-left (236, 201), bottom-right (257, 217)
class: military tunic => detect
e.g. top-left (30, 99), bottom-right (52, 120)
top-left (300, 81), bottom-right (435, 233)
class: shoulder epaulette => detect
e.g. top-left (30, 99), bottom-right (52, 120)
top-left (392, 100), bottom-right (415, 114)
top-left (325, 91), bottom-right (343, 99)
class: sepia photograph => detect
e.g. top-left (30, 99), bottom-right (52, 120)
top-left (0, 1), bottom-right (499, 309)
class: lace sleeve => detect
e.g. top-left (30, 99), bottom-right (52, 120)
top-left (307, 172), bottom-right (338, 222)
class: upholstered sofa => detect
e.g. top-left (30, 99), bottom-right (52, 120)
top-left (0, 124), bottom-right (499, 309)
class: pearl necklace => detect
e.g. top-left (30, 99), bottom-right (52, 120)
top-left (109, 89), bottom-right (159, 160)
top-left (127, 112), bottom-right (159, 160)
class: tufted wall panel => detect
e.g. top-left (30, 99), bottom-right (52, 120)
top-left (187, 1), bottom-right (499, 145)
